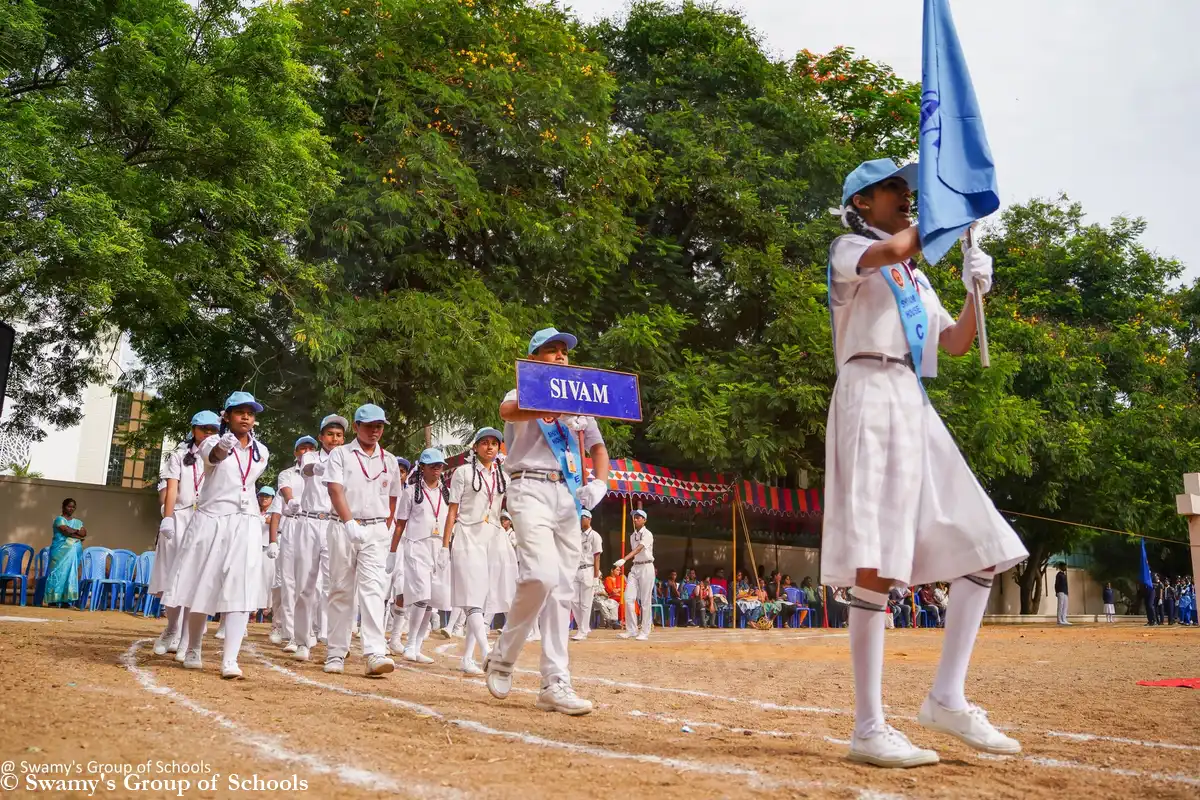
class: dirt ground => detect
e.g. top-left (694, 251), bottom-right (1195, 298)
top-left (0, 608), bottom-right (1196, 799)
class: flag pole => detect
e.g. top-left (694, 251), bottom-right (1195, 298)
top-left (968, 228), bottom-right (990, 367)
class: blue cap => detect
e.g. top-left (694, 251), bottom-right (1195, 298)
top-left (500, 509), bottom-right (512, 520)
top-left (224, 391), bottom-right (263, 413)
top-left (632, 508), bottom-right (647, 519)
top-left (294, 435), bottom-right (318, 451)
top-left (354, 404), bottom-right (388, 424)
top-left (396, 457), bottom-right (411, 471)
top-left (258, 486), bottom-right (276, 497)
top-left (527, 327), bottom-right (578, 355)
top-left (190, 410), bottom-right (220, 429)
top-left (841, 158), bottom-right (918, 206)
top-left (418, 447), bottom-right (447, 465)
top-left (320, 414), bottom-right (349, 432)
top-left (472, 427), bottom-right (504, 446)
top-left (580, 509), bottom-right (592, 519)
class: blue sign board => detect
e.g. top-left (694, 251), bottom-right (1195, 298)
top-left (515, 360), bottom-right (642, 422)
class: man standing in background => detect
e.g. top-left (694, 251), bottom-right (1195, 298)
top-left (1055, 563), bottom-right (1070, 626)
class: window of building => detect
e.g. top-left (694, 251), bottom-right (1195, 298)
top-left (112, 391), bottom-right (133, 432)
top-left (105, 447), bottom-right (126, 487)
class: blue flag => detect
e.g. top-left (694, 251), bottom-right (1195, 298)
top-left (1139, 538), bottom-right (1154, 589)
top-left (918, 0), bottom-right (1000, 264)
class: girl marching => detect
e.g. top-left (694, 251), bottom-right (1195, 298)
top-left (258, 486), bottom-right (281, 621)
top-left (151, 410), bottom-right (221, 656)
top-left (443, 428), bottom-right (507, 675)
top-left (390, 448), bottom-right (451, 665)
top-left (161, 392), bottom-right (272, 679)
top-left (485, 509), bottom-right (518, 632)
top-left (825, 159), bottom-right (1028, 767)
top-left (272, 436), bottom-right (315, 646)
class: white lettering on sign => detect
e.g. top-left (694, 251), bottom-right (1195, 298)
top-left (548, 379), bottom-right (610, 405)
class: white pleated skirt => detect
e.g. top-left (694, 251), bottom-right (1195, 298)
top-left (162, 511), bottom-right (267, 615)
top-left (402, 536), bottom-right (450, 609)
top-left (450, 521), bottom-right (495, 609)
top-left (485, 526), bottom-right (517, 616)
top-left (820, 360), bottom-right (1028, 588)
top-left (149, 506), bottom-right (195, 597)
top-left (260, 548), bottom-right (276, 606)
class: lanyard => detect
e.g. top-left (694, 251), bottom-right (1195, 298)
top-left (231, 442), bottom-right (253, 492)
top-left (422, 482), bottom-right (442, 522)
top-left (191, 458), bottom-right (202, 496)
top-left (353, 447), bottom-right (386, 482)
top-left (477, 464), bottom-right (498, 508)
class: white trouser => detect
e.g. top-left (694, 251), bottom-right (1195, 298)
top-left (317, 538), bottom-right (330, 639)
top-left (572, 568), bottom-right (597, 636)
top-left (291, 517), bottom-right (329, 645)
top-left (1056, 592), bottom-right (1068, 624)
top-left (490, 478), bottom-right (582, 685)
top-left (624, 562), bottom-right (655, 636)
top-left (326, 521), bottom-right (390, 659)
top-left (275, 520), bottom-right (296, 638)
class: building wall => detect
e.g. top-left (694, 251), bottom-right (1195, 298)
top-left (986, 565), bottom-right (1106, 616)
top-left (0, 475), bottom-right (159, 555)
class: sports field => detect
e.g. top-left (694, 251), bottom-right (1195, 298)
top-left (0, 608), bottom-right (1195, 799)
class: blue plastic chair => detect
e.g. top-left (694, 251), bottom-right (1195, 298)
top-left (31, 547), bottom-right (50, 607)
top-left (77, 547), bottom-right (113, 610)
top-left (783, 587), bottom-right (814, 628)
top-left (650, 584), bottom-right (666, 628)
top-left (96, 549), bottom-right (137, 611)
top-left (0, 543), bottom-right (34, 606)
top-left (130, 551), bottom-right (157, 616)
top-left (711, 584), bottom-right (731, 627)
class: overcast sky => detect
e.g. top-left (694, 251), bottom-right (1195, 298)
top-left (566, 0), bottom-right (1200, 280)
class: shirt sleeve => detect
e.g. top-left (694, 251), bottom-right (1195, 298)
top-left (324, 446), bottom-right (346, 487)
top-left (267, 494), bottom-right (283, 516)
top-left (388, 462), bottom-right (401, 499)
top-left (591, 533), bottom-right (603, 557)
top-left (583, 417), bottom-right (604, 452)
top-left (395, 487), bottom-right (411, 521)
top-left (277, 468), bottom-right (293, 493)
top-left (161, 450), bottom-right (182, 481)
top-left (829, 234), bottom-right (876, 282)
top-left (448, 467), bottom-right (467, 505)
top-left (199, 434), bottom-right (220, 465)
top-left (503, 389), bottom-right (517, 405)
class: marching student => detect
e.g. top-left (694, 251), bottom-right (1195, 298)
top-left (615, 509), bottom-right (653, 641)
top-left (258, 487), bottom-right (280, 618)
top-left (383, 456), bottom-right (411, 651)
top-left (482, 510), bottom-right (518, 632)
top-left (444, 428), bottom-right (507, 675)
top-left (288, 414), bottom-right (347, 661)
top-left (272, 436), bottom-right (315, 646)
top-left (825, 159), bottom-right (1027, 767)
top-left (391, 448), bottom-right (450, 665)
top-left (570, 510), bottom-right (603, 642)
top-left (163, 392), bottom-right (272, 679)
top-left (484, 327), bottom-right (611, 716)
top-left (152, 410), bottom-right (221, 656)
top-left (322, 404), bottom-right (401, 677)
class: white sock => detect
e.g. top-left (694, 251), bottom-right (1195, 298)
top-left (185, 612), bottom-right (208, 655)
top-left (931, 573), bottom-right (993, 711)
top-left (465, 609), bottom-right (487, 661)
top-left (849, 587), bottom-right (889, 739)
top-left (406, 604), bottom-right (426, 651)
top-left (221, 611), bottom-right (250, 668)
top-left (162, 606), bottom-right (183, 639)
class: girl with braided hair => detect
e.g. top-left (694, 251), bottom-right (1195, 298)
top-left (390, 448), bottom-right (450, 664)
top-left (825, 159), bottom-right (1027, 767)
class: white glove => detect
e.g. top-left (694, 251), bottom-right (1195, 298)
top-left (386, 551), bottom-right (397, 573)
top-left (577, 479), bottom-right (608, 510)
top-left (344, 519), bottom-right (365, 544)
top-left (285, 498), bottom-right (301, 516)
top-left (218, 432), bottom-right (238, 450)
top-left (961, 233), bottom-right (993, 296)
top-left (266, 541), bottom-right (279, 560)
top-left (437, 546), bottom-right (450, 572)
top-left (310, 461), bottom-right (326, 477)
top-left (614, 558), bottom-right (626, 568)
top-left (562, 414), bottom-right (593, 433)
top-left (158, 517), bottom-right (175, 540)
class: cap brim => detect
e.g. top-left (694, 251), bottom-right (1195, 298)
top-left (533, 332), bottom-right (577, 353)
top-left (227, 402), bottom-right (264, 413)
top-left (892, 162), bottom-right (919, 191)
top-left (355, 416), bottom-right (388, 425)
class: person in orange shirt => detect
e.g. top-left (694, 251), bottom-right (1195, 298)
top-left (603, 565), bottom-right (626, 627)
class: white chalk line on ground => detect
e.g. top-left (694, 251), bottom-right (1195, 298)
top-left (120, 639), bottom-right (461, 800)
top-left (1044, 730), bottom-right (1200, 753)
top-left (978, 753), bottom-right (1200, 788)
top-left (0, 615), bottom-right (53, 623)
top-left (585, 630), bottom-right (850, 645)
top-left (629, 709), bottom-right (852, 746)
top-left (251, 648), bottom-right (893, 798)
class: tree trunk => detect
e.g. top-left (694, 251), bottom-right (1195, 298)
top-left (1017, 540), bottom-right (1050, 614)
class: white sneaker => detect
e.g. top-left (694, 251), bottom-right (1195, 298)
top-left (433, 627), bottom-right (452, 640)
top-left (282, 641), bottom-right (299, 654)
top-left (635, 633), bottom-right (649, 641)
top-left (153, 633), bottom-right (172, 656)
top-left (308, 636), bottom-right (319, 647)
top-left (324, 656), bottom-right (345, 674)
top-left (268, 629), bottom-right (284, 646)
top-left (526, 632), bottom-right (542, 642)
top-left (460, 658), bottom-right (484, 676)
top-left (570, 632), bottom-right (587, 642)
top-left (483, 657), bottom-right (512, 699)
top-left (182, 650), bottom-right (203, 671)
top-left (535, 680), bottom-right (593, 716)
top-left (174, 648), bottom-right (188, 664)
top-left (215, 626), bottom-right (226, 641)
top-left (220, 662), bottom-right (243, 680)
top-left (452, 626), bottom-right (466, 639)
top-left (848, 725), bottom-right (939, 768)
top-left (167, 634), bottom-right (181, 654)
top-left (617, 632), bottom-right (635, 639)
top-left (388, 634), bottom-right (405, 656)
top-left (918, 697), bottom-right (1021, 755)
top-left (294, 645), bottom-right (311, 662)
top-left (403, 648), bottom-right (434, 665)
top-left (365, 654), bottom-right (395, 677)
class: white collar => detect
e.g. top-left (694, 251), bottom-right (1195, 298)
top-left (348, 438), bottom-right (381, 458)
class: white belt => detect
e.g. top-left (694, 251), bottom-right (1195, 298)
top-left (633, 560), bottom-right (653, 565)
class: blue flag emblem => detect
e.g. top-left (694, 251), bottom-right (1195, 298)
top-left (919, 0), bottom-right (1000, 264)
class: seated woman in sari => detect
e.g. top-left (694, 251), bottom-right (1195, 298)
top-left (735, 573), bottom-right (762, 623)
top-left (46, 498), bottom-right (87, 607)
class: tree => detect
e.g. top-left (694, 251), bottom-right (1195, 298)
top-left (2, 459), bottom-right (42, 478)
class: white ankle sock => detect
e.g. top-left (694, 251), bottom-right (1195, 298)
top-left (931, 573), bottom-right (992, 711)
top-left (163, 605), bottom-right (182, 639)
top-left (405, 604), bottom-right (425, 650)
top-left (465, 609), bottom-right (487, 662)
top-left (221, 611), bottom-right (250, 667)
top-left (849, 587), bottom-right (888, 739)
top-left (185, 612), bottom-right (208, 655)
top-left (414, 606), bottom-right (434, 653)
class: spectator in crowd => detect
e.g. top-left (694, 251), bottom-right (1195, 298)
top-left (933, 583), bottom-right (949, 619)
top-left (800, 577), bottom-right (821, 625)
top-left (1142, 580), bottom-right (1158, 626)
top-left (828, 586), bottom-right (850, 628)
top-left (684, 568), bottom-right (698, 586)
top-left (889, 586), bottom-right (912, 628)
top-left (776, 575), bottom-right (800, 627)
top-left (1178, 577), bottom-right (1196, 625)
top-left (690, 577), bottom-right (716, 628)
top-left (661, 570), bottom-right (688, 626)
top-left (918, 585), bottom-right (943, 628)
top-left (760, 579), bottom-right (782, 626)
top-left (735, 573), bottom-right (762, 624)
top-left (1163, 576), bottom-right (1177, 625)
top-left (604, 566), bottom-right (626, 627)
top-left (1055, 563), bottom-right (1070, 626)
top-left (711, 568), bottom-right (729, 595)
top-left (1153, 574), bottom-right (1165, 625)
top-left (46, 498), bottom-right (87, 607)
top-left (1102, 582), bottom-right (1115, 623)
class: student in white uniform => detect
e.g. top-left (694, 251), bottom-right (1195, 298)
top-left (615, 509), bottom-right (653, 640)
top-left (570, 510), bottom-right (603, 641)
top-left (163, 392), bottom-right (272, 679)
top-left (322, 404), bottom-right (400, 677)
top-left (287, 415), bottom-right (346, 661)
top-left (484, 327), bottom-right (610, 716)
top-left (258, 487), bottom-right (281, 619)
top-left (443, 428), bottom-right (507, 675)
top-left (384, 457), bottom-right (411, 654)
top-left (482, 510), bottom-right (518, 632)
top-left (825, 159), bottom-right (1027, 767)
top-left (272, 436), bottom-right (314, 645)
top-left (391, 448), bottom-right (450, 664)
top-left (152, 410), bottom-right (221, 656)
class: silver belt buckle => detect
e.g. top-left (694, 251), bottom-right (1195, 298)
top-left (547, 471), bottom-right (562, 483)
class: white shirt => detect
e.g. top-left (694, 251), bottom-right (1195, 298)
top-left (324, 439), bottom-right (401, 520)
top-left (277, 465), bottom-right (302, 514)
top-left (262, 494), bottom-right (282, 545)
top-left (398, 479), bottom-right (449, 541)
top-left (161, 442), bottom-right (206, 510)
top-left (579, 527), bottom-right (602, 569)
top-left (300, 448), bottom-right (335, 514)
top-left (448, 461), bottom-right (504, 526)
top-left (630, 526), bottom-right (654, 563)
top-left (501, 389), bottom-right (604, 472)
top-left (196, 435), bottom-right (271, 516)
top-left (829, 231), bottom-right (954, 377)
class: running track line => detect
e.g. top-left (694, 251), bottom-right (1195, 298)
top-left (120, 639), bottom-right (461, 799)
top-left (250, 648), bottom-right (898, 799)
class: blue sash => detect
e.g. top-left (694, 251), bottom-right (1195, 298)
top-left (535, 419), bottom-right (583, 512)
top-left (827, 259), bottom-right (929, 385)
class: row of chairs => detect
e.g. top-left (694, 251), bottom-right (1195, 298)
top-left (651, 583), bottom-right (814, 629)
top-left (0, 542), bottom-right (158, 614)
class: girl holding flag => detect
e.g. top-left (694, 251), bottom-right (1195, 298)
top-left (825, 159), bottom-right (1026, 767)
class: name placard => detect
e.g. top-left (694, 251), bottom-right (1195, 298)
top-left (515, 360), bottom-right (642, 422)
